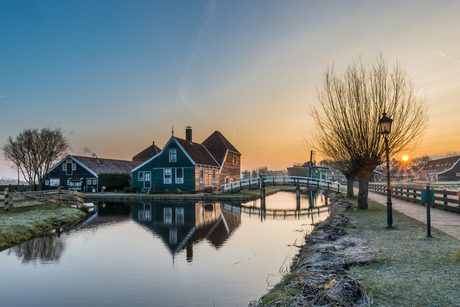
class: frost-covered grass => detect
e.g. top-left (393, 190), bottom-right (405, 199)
top-left (0, 206), bottom-right (86, 251)
top-left (346, 199), bottom-right (460, 307)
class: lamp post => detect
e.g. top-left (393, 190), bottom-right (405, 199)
top-left (379, 112), bottom-right (393, 228)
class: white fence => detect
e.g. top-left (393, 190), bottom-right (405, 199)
top-left (221, 176), bottom-right (340, 193)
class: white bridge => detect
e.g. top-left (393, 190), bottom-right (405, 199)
top-left (221, 176), bottom-right (340, 193)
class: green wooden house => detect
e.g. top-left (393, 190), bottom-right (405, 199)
top-left (132, 127), bottom-right (240, 191)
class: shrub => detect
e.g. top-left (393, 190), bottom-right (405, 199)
top-left (98, 173), bottom-right (131, 191)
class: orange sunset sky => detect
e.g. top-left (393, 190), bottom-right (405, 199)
top-left (1, 1), bottom-right (460, 179)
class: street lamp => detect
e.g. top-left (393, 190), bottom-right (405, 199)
top-left (379, 112), bottom-right (393, 228)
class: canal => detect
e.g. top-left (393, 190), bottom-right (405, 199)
top-left (0, 191), bottom-right (330, 307)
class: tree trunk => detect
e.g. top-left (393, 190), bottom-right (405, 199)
top-left (357, 179), bottom-right (369, 209)
top-left (346, 177), bottom-right (354, 198)
top-left (356, 167), bottom-right (375, 209)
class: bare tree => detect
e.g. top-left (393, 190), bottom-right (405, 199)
top-left (2, 128), bottom-right (69, 190)
top-left (310, 55), bottom-right (428, 209)
top-left (446, 152), bottom-right (458, 157)
top-left (412, 155), bottom-right (430, 167)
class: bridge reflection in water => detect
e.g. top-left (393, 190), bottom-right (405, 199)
top-left (131, 188), bottom-right (328, 262)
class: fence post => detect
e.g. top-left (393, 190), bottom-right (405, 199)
top-left (443, 189), bottom-right (448, 205)
top-left (4, 187), bottom-right (8, 211)
top-left (58, 187), bottom-right (62, 206)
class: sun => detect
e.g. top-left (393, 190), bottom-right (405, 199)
top-left (402, 155), bottom-right (409, 162)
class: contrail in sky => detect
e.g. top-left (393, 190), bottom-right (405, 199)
top-left (176, 0), bottom-right (217, 107)
top-left (435, 51), bottom-right (460, 64)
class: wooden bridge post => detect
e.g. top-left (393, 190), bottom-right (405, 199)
top-left (259, 174), bottom-right (266, 200)
top-left (4, 187), bottom-right (8, 211)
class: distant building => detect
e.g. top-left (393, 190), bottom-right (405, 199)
top-left (132, 127), bottom-right (241, 191)
top-left (132, 141), bottom-right (162, 162)
top-left (42, 155), bottom-right (141, 192)
top-left (287, 161), bottom-right (328, 179)
top-left (415, 155), bottom-right (460, 181)
top-left (242, 170), bottom-right (251, 179)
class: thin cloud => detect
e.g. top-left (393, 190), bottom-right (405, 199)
top-left (176, 0), bottom-right (217, 107)
top-left (435, 50), bottom-right (460, 64)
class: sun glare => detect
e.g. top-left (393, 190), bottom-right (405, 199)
top-left (402, 155), bottom-right (409, 162)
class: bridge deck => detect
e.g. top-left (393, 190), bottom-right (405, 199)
top-left (221, 176), bottom-right (340, 193)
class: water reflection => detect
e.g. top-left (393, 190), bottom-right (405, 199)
top-left (132, 202), bottom-right (241, 262)
top-left (7, 233), bottom-right (66, 265)
top-left (0, 191), bottom-right (331, 307)
top-left (6, 190), bottom-right (328, 266)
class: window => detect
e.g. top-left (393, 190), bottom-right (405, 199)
top-left (66, 163), bottom-right (72, 175)
top-left (169, 149), bottom-right (177, 162)
top-left (169, 228), bottom-right (177, 244)
top-left (45, 180), bottom-right (49, 185)
top-left (233, 156), bottom-right (238, 165)
top-left (72, 163), bottom-right (76, 171)
top-left (176, 168), bottom-right (184, 184)
top-left (93, 179), bottom-right (97, 185)
top-left (138, 171), bottom-right (144, 181)
top-left (164, 168), bottom-right (172, 184)
top-left (176, 208), bottom-right (184, 225)
top-left (62, 164), bottom-right (67, 171)
top-left (200, 168), bottom-right (204, 183)
top-left (164, 207), bottom-right (172, 224)
top-left (212, 169), bottom-right (216, 183)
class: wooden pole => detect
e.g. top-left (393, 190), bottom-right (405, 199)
top-left (58, 187), bottom-right (62, 206)
top-left (4, 187), bottom-right (8, 211)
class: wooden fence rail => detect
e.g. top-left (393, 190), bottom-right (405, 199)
top-left (1, 187), bottom-right (84, 212)
top-left (368, 183), bottom-right (460, 214)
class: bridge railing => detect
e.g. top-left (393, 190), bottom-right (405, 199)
top-left (221, 176), bottom-right (340, 193)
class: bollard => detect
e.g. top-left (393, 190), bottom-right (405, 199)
top-left (422, 182), bottom-right (433, 237)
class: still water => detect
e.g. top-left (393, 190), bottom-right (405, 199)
top-left (0, 191), bottom-right (330, 307)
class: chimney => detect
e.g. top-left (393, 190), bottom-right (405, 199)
top-left (152, 141), bottom-right (155, 147)
top-left (186, 126), bottom-right (192, 142)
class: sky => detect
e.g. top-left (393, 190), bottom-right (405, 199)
top-left (1, 0), bottom-right (460, 179)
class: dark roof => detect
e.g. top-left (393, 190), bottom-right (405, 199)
top-left (133, 142), bottom-right (162, 162)
top-left (73, 155), bottom-right (142, 175)
top-left (202, 131), bottom-right (240, 166)
top-left (419, 155), bottom-right (460, 174)
top-left (175, 138), bottom-right (220, 167)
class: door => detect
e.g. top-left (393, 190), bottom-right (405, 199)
top-left (144, 172), bottom-right (151, 188)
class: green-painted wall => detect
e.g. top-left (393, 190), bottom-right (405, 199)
top-left (132, 138), bottom-right (196, 191)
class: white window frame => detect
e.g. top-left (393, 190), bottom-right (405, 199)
top-left (164, 168), bottom-right (172, 184)
top-left (199, 168), bottom-right (204, 184)
top-left (212, 169), bottom-right (216, 183)
top-left (138, 171), bottom-right (144, 181)
top-left (169, 149), bottom-right (177, 162)
top-left (45, 180), bottom-right (49, 186)
top-left (93, 179), bottom-right (97, 185)
top-left (62, 164), bottom-right (67, 171)
top-left (175, 168), bottom-right (184, 184)
top-left (72, 163), bottom-right (77, 171)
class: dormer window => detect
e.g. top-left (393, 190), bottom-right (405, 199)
top-left (169, 149), bottom-right (177, 162)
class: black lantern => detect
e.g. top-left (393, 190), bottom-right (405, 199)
top-left (379, 112), bottom-right (393, 134)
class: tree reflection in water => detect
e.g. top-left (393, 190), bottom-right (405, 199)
top-left (7, 232), bottom-right (66, 265)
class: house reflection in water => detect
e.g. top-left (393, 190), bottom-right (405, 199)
top-left (132, 202), bottom-right (241, 262)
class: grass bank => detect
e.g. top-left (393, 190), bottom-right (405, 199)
top-left (345, 198), bottom-right (460, 306)
top-left (251, 195), bottom-right (460, 306)
top-left (0, 206), bottom-right (87, 251)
